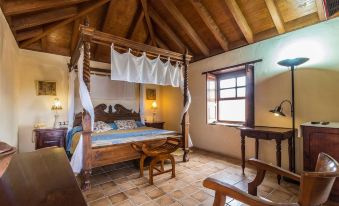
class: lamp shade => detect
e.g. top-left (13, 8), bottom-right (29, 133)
top-left (269, 105), bottom-right (286, 117)
top-left (151, 101), bottom-right (157, 109)
top-left (277, 57), bottom-right (309, 67)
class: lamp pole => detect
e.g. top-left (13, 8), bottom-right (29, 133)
top-left (291, 65), bottom-right (296, 172)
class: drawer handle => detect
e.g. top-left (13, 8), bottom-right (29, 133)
top-left (44, 140), bottom-right (58, 144)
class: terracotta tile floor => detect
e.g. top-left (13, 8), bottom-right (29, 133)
top-left (81, 149), bottom-right (338, 206)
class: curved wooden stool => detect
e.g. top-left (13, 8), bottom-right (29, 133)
top-left (132, 137), bottom-right (180, 185)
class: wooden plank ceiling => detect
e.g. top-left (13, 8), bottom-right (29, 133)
top-left (0, 0), bottom-right (329, 62)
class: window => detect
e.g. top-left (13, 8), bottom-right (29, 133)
top-left (206, 65), bottom-right (254, 126)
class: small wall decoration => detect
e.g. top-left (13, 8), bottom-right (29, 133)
top-left (146, 88), bottom-right (156, 100)
top-left (36, 81), bottom-right (57, 96)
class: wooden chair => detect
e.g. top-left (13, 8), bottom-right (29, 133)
top-left (132, 137), bottom-right (180, 185)
top-left (203, 153), bottom-right (339, 206)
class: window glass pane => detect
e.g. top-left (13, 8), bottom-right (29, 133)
top-left (220, 89), bottom-right (235, 98)
top-left (218, 99), bottom-right (245, 122)
top-left (220, 78), bottom-right (235, 89)
top-left (237, 87), bottom-right (246, 97)
top-left (237, 76), bottom-right (246, 87)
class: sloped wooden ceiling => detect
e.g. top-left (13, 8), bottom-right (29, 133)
top-left (0, 0), bottom-right (332, 62)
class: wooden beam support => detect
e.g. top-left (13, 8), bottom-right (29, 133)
top-left (148, 6), bottom-right (186, 53)
top-left (315, 0), bottom-right (327, 21)
top-left (264, 0), bottom-right (285, 34)
top-left (224, 0), bottom-right (254, 43)
top-left (3, 0), bottom-right (88, 16)
top-left (155, 37), bottom-right (169, 50)
top-left (12, 7), bottom-right (77, 31)
top-left (128, 11), bottom-right (145, 40)
top-left (160, 0), bottom-right (209, 56)
top-left (20, 0), bottom-right (110, 48)
top-left (189, 0), bottom-right (228, 51)
top-left (70, 19), bottom-right (82, 53)
top-left (16, 27), bottom-right (43, 41)
top-left (140, 0), bottom-right (156, 46)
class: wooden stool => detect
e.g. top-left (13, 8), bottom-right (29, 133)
top-left (132, 137), bottom-right (180, 185)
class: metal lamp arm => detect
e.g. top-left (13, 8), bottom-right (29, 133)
top-left (279, 100), bottom-right (293, 115)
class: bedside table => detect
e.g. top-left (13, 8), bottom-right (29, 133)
top-left (145, 122), bottom-right (165, 129)
top-left (34, 128), bottom-right (67, 150)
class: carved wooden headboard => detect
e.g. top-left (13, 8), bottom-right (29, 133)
top-left (73, 104), bottom-right (141, 127)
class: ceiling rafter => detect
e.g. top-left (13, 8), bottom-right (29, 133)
top-left (140, 0), bottom-right (156, 46)
top-left (70, 18), bottom-right (82, 53)
top-left (159, 0), bottom-right (209, 56)
top-left (148, 6), bottom-right (186, 53)
top-left (189, 0), bottom-right (228, 51)
top-left (128, 10), bottom-right (145, 40)
top-left (224, 0), bottom-right (254, 44)
top-left (20, 0), bottom-right (111, 48)
top-left (3, 0), bottom-right (89, 16)
top-left (12, 7), bottom-right (77, 31)
top-left (264, 0), bottom-right (285, 34)
top-left (315, 0), bottom-right (327, 21)
top-left (155, 36), bottom-right (169, 50)
top-left (16, 27), bottom-right (43, 42)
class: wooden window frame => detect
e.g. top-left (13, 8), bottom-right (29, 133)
top-left (206, 65), bottom-right (255, 127)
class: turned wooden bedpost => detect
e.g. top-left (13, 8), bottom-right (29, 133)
top-left (182, 49), bottom-right (190, 162)
top-left (80, 18), bottom-right (92, 191)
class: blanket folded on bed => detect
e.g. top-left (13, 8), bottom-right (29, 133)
top-left (68, 127), bottom-right (178, 154)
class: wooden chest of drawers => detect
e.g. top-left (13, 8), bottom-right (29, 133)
top-left (145, 122), bottom-right (165, 129)
top-left (302, 123), bottom-right (339, 201)
top-left (34, 128), bottom-right (67, 150)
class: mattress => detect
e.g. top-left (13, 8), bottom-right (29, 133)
top-left (68, 127), bottom-right (178, 154)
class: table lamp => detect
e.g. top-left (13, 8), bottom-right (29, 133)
top-left (51, 98), bottom-right (62, 128)
top-left (151, 101), bottom-right (157, 123)
top-left (269, 57), bottom-right (309, 173)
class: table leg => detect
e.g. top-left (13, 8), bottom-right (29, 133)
top-left (255, 138), bottom-right (259, 159)
top-left (288, 137), bottom-right (292, 172)
top-left (241, 135), bottom-right (245, 175)
top-left (276, 139), bottom-right (282, 184)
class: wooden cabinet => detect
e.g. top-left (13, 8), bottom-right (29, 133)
top-left (34, 128), bottom-right (67, 150)
top-left (145, 122), bottom-right (165, 129)
top-left (302, 123), bottom-right (339, 201)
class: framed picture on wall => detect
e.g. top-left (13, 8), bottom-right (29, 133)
top-left (35, 81), bottom-right (57, 96)
top-left (146, 88), bottom-right (156, 100)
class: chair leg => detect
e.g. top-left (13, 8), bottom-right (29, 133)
top-left (139, 154), bottom-right (146, 177)
top-left (149, 158), bottom-right (158, 185)
top-left (169, 155), bottom-right (175, 178)
top-left (160, 160), bottom-right (164, 172)
top-left (213, 192), bottom-right (226, 206)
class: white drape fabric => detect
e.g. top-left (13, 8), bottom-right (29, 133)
top-left (70, 47), bottom-right (95, 173)
top-left (111, 46), bottom-right (182, 87)
top-left (67, 70), bottom-right (76, 133)
top-left (139, 84), bottom-right (145, 124)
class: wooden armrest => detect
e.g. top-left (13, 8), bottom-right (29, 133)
top-left (248, 158), bottom-right (300, 181)
top-left (203, 177), bottom-right (299, 206)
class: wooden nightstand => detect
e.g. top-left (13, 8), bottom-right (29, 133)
top-left (145, 122), bottom-right (165, 129)
top-left (34, 128), bottom-right (67, 150)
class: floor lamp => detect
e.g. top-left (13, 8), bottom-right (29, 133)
top-left (270, 57), bottom-right (309, 173)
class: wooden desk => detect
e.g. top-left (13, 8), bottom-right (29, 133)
top-left (0, 147), bottom-right (86, 206)
top-left (239, 126), bottom-right (296, 183)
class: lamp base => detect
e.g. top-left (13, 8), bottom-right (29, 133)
top-left (53, 114), bottom-right (60, 128)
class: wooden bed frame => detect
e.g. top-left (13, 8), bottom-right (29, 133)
top-left (68, 20), bottom-right (192, 190)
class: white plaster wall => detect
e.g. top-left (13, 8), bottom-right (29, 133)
top-left (0, 8), bottom-right (19, 147)
top-left (189, 18), bottom-right (339, 173)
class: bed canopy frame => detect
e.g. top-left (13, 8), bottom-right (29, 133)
top-left (68, 20), bottom-right (192, 189)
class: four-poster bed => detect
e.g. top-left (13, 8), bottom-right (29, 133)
top-left (68, 23), bottom-right (192, 190)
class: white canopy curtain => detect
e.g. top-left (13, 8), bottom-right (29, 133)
top-left (111, 45), bottom-right (193, 147)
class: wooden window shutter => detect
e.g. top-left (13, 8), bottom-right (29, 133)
top-left (206, 73), bottom-right (217, 123)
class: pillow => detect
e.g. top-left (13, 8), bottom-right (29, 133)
top-left (114, 120), bottom-right (138, 130)
top-left (93, 121), bottom-right (111, 133)
top-left (108, 122), bottom-right (118, 130)
top-left (136, 121), bottom-right (145, 127)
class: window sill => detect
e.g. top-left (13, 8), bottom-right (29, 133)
top-left (208, 122), bottom-right (244, 128)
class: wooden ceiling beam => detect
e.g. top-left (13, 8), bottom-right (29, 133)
top-left (70, 19), bottom-right (82, 53)
top-left (315, 0), bottom-right (327, 21)
top-left (189, 0), bottom-right (228, 51)
top-left (12, 7), bottom-right (77, 31)
top-left (3, 0), bottom-right (89, 16)
top-left (264, 0), bottom-right (285, 34)
top-left (155, 36), bottom-right (169, 50)
top-left (160, 0), bottom-right (209, 56)
top-left (224, 0), bottom-right (254, 44)
top-left (128, 11), bottom-right (145, 40)
top-left (148, 6), bottom-right (186, 53)
top-left (140, 0), bottom-right (156, 46)
top-left (20, 0), bottom-right (110, 48)
top-left (16, 27), bottom-right (43, 41)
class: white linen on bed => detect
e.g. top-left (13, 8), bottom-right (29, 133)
top-left (71, 134), bottom-right (83, 174)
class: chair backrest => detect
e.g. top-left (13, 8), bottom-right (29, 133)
top-left (299, 153), bottom-right (339, 206)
